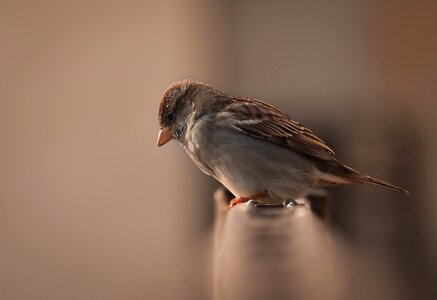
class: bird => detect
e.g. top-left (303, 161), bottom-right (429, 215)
top-left (157, 80), bottom-right (410, 208)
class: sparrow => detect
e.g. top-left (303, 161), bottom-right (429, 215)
top-left (157, 80), bottom-right (410, 207)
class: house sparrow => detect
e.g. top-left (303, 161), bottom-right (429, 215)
top-left (157, 80), bottom-right (410, 207)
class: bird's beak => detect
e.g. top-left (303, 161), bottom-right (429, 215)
top-left (157, 126), bottom-right (174, 147)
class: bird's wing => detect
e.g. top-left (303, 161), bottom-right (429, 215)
top-left (216, 99), bottom-right (338, 162)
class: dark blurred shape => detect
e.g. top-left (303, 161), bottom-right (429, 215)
top-left (307, 189), bottom-right (332, 221)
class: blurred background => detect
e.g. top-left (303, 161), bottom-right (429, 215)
top-left (0, 0), bottom-right (436, 299)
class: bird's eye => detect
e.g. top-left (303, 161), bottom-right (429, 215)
top-left (167, 112), bottom-right (175, 121)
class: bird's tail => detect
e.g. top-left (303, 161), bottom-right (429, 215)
top-left (355, 174), bottom-right (410, 196)
top-left (317, 161), bottom-right (410, 196)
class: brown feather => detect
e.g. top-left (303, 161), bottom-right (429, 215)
top-left (221, 99), bottom-right (336, 162)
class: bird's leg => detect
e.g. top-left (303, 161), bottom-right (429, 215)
top-left (229, 191), bottom-right (268, 208)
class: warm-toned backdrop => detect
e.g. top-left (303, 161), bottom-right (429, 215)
top-left (1, 1), bottom-right (435, 299)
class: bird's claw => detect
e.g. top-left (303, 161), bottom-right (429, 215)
top-left (229, 196), bottom-right (249, 208)
top-left (283, 198), bottom-right (309, 209)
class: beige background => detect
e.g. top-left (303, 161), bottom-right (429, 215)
top-left (0, 0), bottom-right (436, 299)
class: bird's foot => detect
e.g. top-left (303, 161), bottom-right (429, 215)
top-left (283, 198), bottom-right (310, 209)
top-left (229, 191), bottom-right (269, 208)
top-left (229, 196), bottom-right (250, 208)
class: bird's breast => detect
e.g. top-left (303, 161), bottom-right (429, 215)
top-left (184, 115), bottom-right (318, 199)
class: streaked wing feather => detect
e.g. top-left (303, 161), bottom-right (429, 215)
top-left (218, 100), bottom-right (337, 162)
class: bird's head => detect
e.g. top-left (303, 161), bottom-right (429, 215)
top-left (157, 80), bottom-right (201, 146)
top-left (157, 80), bottom-right (230, 147)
